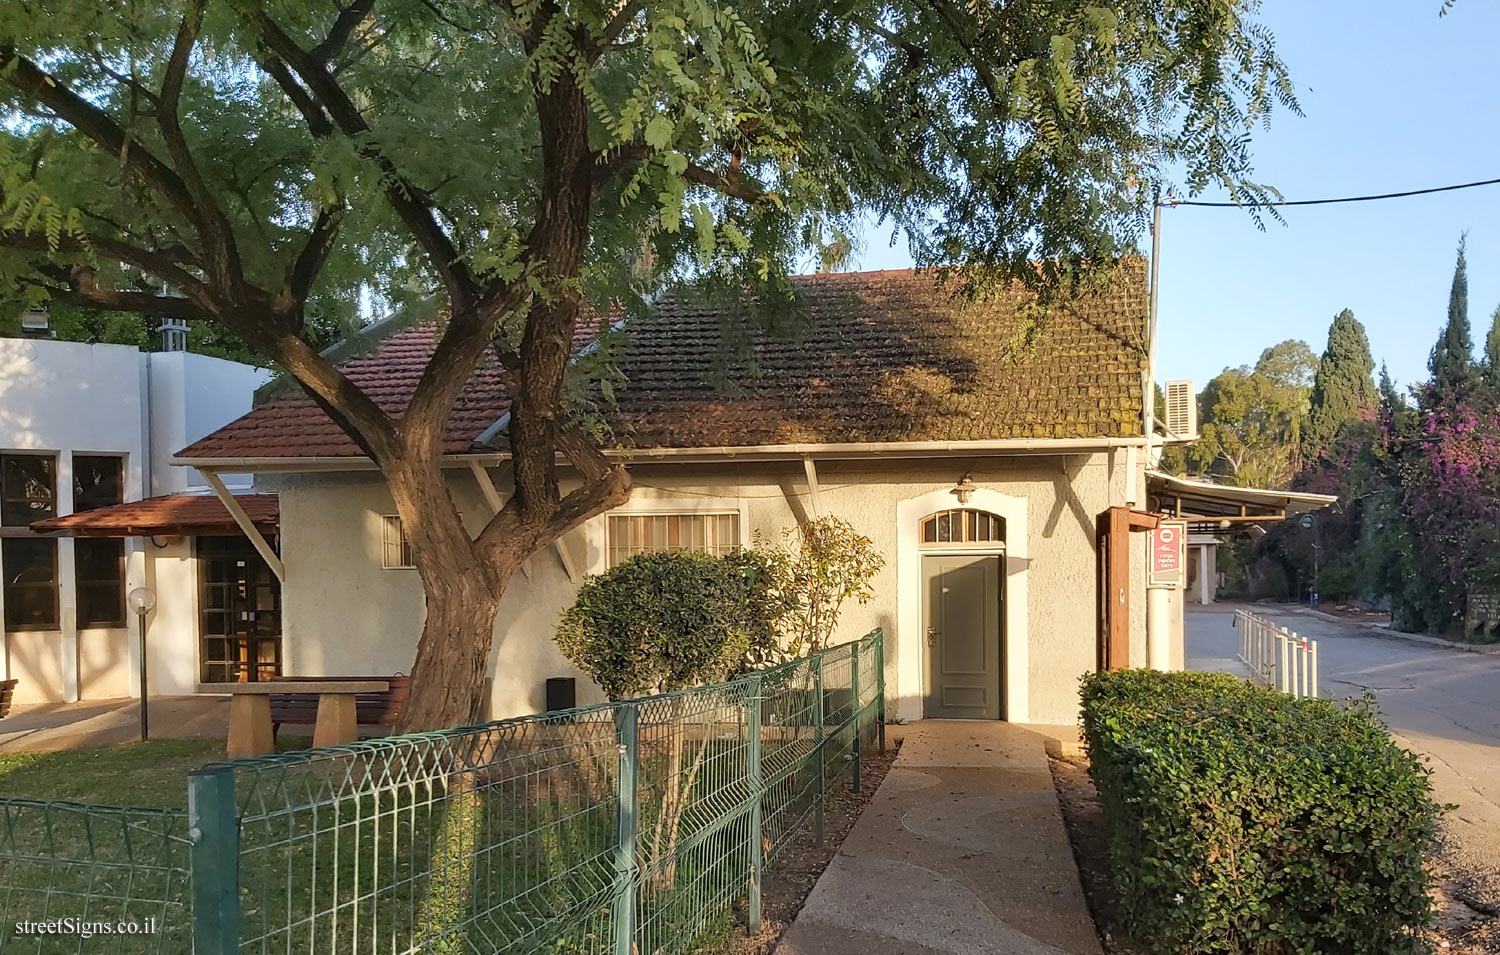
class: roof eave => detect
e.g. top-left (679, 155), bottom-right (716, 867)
top-left (176, 435), bottom-right (1149, 473)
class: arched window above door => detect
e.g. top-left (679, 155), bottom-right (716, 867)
top-left (921, 508), bottom-right (1005, 545)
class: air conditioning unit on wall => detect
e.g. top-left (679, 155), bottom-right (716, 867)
top-left (1163, 379), bottom-right (1197, 441)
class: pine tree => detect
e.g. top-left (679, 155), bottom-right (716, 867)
top-left (1306, 308), bottom-right (1377, 454)
top-left (1430, 237), bottom-right (1476, 391)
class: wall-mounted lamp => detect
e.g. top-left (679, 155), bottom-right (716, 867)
top-left (951, 474), bottom-right (977, 505)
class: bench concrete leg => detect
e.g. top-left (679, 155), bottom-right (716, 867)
top-left (228, 694), bottom-right (275, 758)
top-left (313, 694), bottom-right (358, 748)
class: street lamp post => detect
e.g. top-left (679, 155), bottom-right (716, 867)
top-left (1299, 513), bottom-right (1320, 609)
top-left (128, 586), bottom-right (157, 741)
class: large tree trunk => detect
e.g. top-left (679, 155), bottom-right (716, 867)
top-left (400, 565), bottom-right (508, 732)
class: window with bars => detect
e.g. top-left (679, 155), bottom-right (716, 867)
top-left (921, 508), bottom-right (1005, 545)
top-left (381, 515), bottom-right (416, 569)
top-left (606, 512), bottom-right (740, 566)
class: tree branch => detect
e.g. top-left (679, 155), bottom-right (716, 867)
top-left (157, 0), bottom-right (249, 297)
top-left (311, 0), bottom-right (377, 64)
top-left (0, 46), bottom-right (202, 228)
top-left (285, 203), bottom-right (345, 303)
top-left (250, 11), bottom-right (480, 308)
top-left (39, 269), bottom-right (207, 319)
top-left (684, 163), bottom-right (767, 203)
top-left (595, 142), bottom-right (768, 203)
top-left (600, 0), bottom-right (643, 44)
top-left (916, 0), bottom-right (1007, 114)
top-left (0, 225), bottom-right (209, 305)
top-left (258, 54), bottom-right (335, 137)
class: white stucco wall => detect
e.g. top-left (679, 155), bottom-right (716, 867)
top-left (266, 449), bottom-right (1148, 726)
top-left (0, 338), bottom-right (267, 702)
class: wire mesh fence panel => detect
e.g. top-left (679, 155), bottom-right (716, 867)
top-left (0, 630), bottom-right (884, 955)
top-left (633, 679), bottom-right (757, 955)
top-left (224, 708), bottom-right (623, 955)
top-left (0, 799), bottom-right (192, 954)
top-left (758, 659), bottom-right (820, 863)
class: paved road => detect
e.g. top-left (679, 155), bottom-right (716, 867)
top-left (1188, 605), bottom-right (1500, 903)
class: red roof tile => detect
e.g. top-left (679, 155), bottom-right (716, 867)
top-left (31, 494), bottom-right (278, 536)
top-left (596, 265), bottom-right (1148, 447)
top-left (178, 265), bottom-right (1147, 461)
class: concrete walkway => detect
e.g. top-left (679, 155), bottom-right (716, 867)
top-left (776, 721), bottom-right (1101, 955)
top-left (0, 696), bottom-right (228, 753)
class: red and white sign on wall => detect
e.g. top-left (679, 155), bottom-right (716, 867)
top-left (1149, 521), bottom-right (1186, 588)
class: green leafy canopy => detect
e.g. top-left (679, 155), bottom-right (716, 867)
top-left (0, 0), bottom-right (1297, 328)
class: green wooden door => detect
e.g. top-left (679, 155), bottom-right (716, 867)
top-left (922, 554), bottom-right (1002, 719)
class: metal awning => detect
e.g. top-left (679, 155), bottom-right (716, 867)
top-left (30, 493), bottom-right (278, 538)
top-left (1146, 470), bottom-right (1335, 533)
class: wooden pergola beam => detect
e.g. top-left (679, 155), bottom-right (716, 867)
top-left (202, 470), bottom-right (286, 582)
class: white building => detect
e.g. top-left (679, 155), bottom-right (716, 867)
top-left (0, 334), bottom-right (268, 704)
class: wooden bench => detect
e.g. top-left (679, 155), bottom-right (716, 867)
top-left (269, 675), bottom-right (410, 742)
top-left (0, 679), bottom-right (16, 719)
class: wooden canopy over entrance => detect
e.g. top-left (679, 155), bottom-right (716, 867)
top-left (30, 493), bottom-right (279, 538)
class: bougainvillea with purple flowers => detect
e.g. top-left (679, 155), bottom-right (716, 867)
top-left (1386, 387), bottom-right (1500, 622)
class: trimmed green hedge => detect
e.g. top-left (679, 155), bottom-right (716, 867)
top-left (1080, 670), bottom-right (1441, 955)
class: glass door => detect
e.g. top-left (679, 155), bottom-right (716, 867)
top-left (198, 536), bottom-right (282, 683)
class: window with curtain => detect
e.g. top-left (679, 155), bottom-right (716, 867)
top-left (606, 512), bottom-right (740, 566)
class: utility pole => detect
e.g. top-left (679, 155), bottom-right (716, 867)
top-left (1145, 197), bottom-right (1162, 468)
top-left (1144, 194), bottom-right (1178, 469)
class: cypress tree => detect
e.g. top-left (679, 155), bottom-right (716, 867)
top-left (1378, 362), bottom-right (1409, 432)
top-left (1306, 308), bottom-right (1377, 454)
top-left (1484, 303), bottom-right (1500, 384)
top-left (1430, 237), bottom-right (1476, 391)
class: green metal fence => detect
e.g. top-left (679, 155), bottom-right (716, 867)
top-left (0, 799), bottom-right (193, 953)
top-left (0, 630), bottom-right (883, 954)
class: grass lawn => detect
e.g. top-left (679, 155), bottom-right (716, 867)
top-left (0, 737), bottom-right (310, 808)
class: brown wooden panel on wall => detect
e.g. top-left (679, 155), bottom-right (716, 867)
top-left (1096, 506), bottom-right (1159, 671)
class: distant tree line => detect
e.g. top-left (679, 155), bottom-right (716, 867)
top-left (1167, 238), bottom-right (1500, 635)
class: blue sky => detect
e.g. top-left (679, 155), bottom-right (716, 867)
top-left (849, 0), bottom-right (1500, 394)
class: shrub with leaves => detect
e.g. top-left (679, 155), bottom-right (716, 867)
top-left (778, 516), bottom-right (884, 655)
top-left (556, 551), bottom-right (786, 699)
top-left (723, 547), bottom-right (800, 668)
top-left (1080, 669), bottom-right (1440, 955)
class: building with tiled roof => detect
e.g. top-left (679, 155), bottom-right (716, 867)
top-left (181, 265), bottom-right (1147, 463)
top-left (156, 262), bottom-right (1176, 728)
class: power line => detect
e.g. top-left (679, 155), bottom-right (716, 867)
top-left (1168, 175), bottom-right (1500, 208)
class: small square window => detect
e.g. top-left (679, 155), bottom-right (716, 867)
top-left (74, 456), bottom-right (125, 512)
top-left (382, 515), bottom-right (415, 569)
